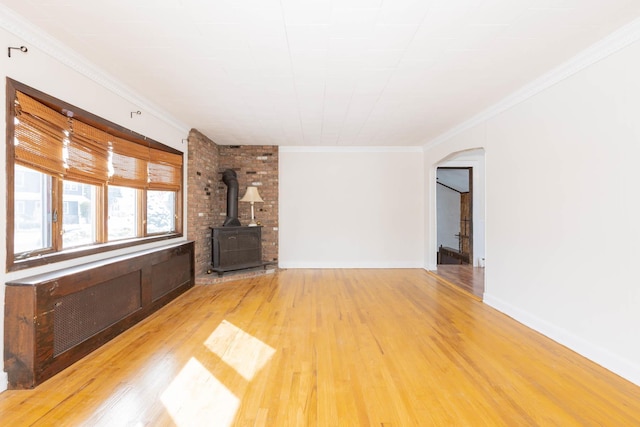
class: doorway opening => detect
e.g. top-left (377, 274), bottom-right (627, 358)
top-left (434, 163), bottom-right (484, 299)
top-left (437, 167), bottom-right (472, 265)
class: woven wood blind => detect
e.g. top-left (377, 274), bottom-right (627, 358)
top-left (13, 90), bottom-right (183, 191)
top-left (109, 137), bottom-right (149, 189)
top-left (66, 120), bottom-right (110, 185)
top-left (148, 148), bottom-right (182, 191)
top-left (14, 92), bottom-right (66, 176)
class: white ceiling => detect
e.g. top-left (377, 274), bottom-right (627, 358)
top-left (3, 0), bottom-right (640, 146)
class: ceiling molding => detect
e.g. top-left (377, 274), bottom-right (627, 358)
top-left (423, 16), bottom-right (640, 150)
top-left (0, 4), bottom-right (190, 135)
top-left (279, 146), bottom-right (424, 153)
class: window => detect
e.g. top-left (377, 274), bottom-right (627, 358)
top-left (108, 186), bottom-right (138, 240)
top-left (15, 201), bottom-right (26, 215)
top-left (7, 80), bottom-right (183, 271)
top-left (13, 164), bottom-right (52, 255)
top-left (147, 190), bottom-right (176, 234)
top-left (15, 167), bottom-right (25, 188)
top-left (63, 182), bottom-right (78, 191)
top-left (62, 180), bottom-right (98, 248)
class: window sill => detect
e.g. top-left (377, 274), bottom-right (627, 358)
top-left (8, 233), bottom-right (182, 273)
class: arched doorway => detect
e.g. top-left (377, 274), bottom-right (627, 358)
top-left (433, 148), bottom-right (485, 299)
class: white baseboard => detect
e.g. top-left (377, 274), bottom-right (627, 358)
top-left (0, 372), bottom-right (8, 393)
top-left (278, 261), bottom-right (423, 269)
top-left (484, 293), bottom-right (640, 387)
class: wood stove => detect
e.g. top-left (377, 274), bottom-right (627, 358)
top-left (211, 226), bottom-right (263, 274)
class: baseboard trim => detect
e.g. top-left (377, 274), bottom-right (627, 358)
top-left (484, 293), bottom-right (640, 387)
top-left (0, 372), bottom-right (8, 392)
top-left (279, 262), bottom-right (423, 269)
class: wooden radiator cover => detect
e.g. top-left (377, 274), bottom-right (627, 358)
top-left (4, 241), bottom-right (194, 389)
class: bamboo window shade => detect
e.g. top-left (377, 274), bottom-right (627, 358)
top-left (14, 91), bottom-right (66, 176)
top-left (13, 91), bottom-right (183, 190)
top-left (66, 119), bottom-right (110, 185)
top-left (148, 148), bottom-right (182, 191)
top-left (110, 136), bottom-right (150, 189)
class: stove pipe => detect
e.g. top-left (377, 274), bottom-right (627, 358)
top-left (222, 169), bottom-right (241, 226)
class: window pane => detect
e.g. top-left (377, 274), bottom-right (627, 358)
top-left (14, 164), bottom-right (52, 254)
top-left (62, 180), bottom-right (97, 248)
top-left (147, 190), bottom-right (176, 234)
top-left (108, 186), bottom-right (137, 240)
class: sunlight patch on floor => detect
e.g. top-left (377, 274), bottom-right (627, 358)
top-left (161, 357), bottom-right (239, 426)
top-left (204, 319), bottom-right (276, 381)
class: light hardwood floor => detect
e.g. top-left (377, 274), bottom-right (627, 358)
top-left (1, 269), bottom-right (639, 426)
top-left (431, 265), bottom-right (485, 299)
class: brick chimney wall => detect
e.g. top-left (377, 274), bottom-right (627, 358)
top-left (187, 131), bottom-right (279, 276)
top-left (217, 145), bottom-right (279, 264)
top-left (186, 129), bottom-right (220, 276)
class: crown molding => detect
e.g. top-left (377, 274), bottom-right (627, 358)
top-left (279, 145), bottom-right (423, 153)
top-left (0, 4), bottom-right (190, 134)
top-left (423, 16), bottom-right (640, 150)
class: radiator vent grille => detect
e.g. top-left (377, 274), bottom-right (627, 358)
top-left (53, 271), bottom-right (142, 356)
top-left (151, 253), bottom-right (191, 301)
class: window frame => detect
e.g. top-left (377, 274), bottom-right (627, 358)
top-left (6, 78), bottom-right (183, 272)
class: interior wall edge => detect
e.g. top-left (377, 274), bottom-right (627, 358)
top-left (483, 294), bottom-right (640, 388)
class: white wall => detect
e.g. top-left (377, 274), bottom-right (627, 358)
top-left (1, 13), bottom-right (189, 391)
top-left (436, 184), bottom-right (460, 249)
top-left (423, 36), bottom-right (640, 385)
top-left (279, 147), bottom-right (424, 268)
